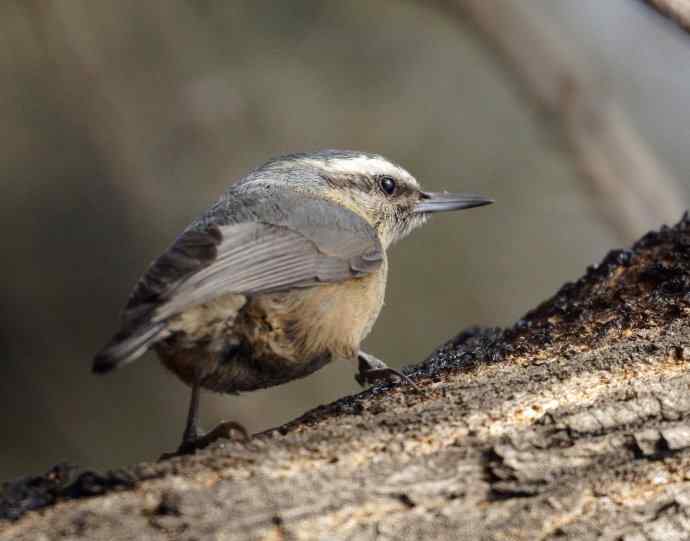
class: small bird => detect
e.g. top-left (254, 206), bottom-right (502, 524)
top-left (93, 150), bottom-right (492, 453)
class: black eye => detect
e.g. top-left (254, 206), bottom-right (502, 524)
top-left (379, 176), bottom-right (397, 196)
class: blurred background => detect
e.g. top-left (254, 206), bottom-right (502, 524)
top-left (2, 0), bottom-right (689, 481)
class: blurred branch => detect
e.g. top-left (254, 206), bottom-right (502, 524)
top-left (430, 0), bottom-right (688, 242)
top-left (640, 0), bottom-right (690, 34)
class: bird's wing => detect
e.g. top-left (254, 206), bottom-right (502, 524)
top-left (122, 201), bottom-right (383, 326)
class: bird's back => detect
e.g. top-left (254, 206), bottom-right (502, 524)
top-left (92, 183), bottom-right (385, 388)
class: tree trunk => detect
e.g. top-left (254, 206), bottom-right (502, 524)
top-left (2, 215), bottom-right (690, 540)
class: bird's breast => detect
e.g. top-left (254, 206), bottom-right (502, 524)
top-left (272, 256), bottom-right (388, 360)
top-left (156, 258), bottom-right (388, 392)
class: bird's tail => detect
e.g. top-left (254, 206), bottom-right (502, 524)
top-left (92, 322), bottom-right (166, 374)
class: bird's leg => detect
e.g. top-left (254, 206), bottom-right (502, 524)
top-left (355, 351), bottom-right (417, 388)
top-left (161, 370), bottom-right (249, 459)
top-left (179, 369), bottom-right (203, 453)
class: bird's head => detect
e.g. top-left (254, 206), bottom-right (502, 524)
top-left (243, 150), bottom-right (493, 249)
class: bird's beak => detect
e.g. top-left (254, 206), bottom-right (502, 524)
top-left (414, 191), bottom-right (494, 214)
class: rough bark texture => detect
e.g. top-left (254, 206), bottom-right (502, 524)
top-left (2, 214), bottom-right (690, 540)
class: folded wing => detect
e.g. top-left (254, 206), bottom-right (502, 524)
top-left (153, 221), bottom-right (382, 321)
top-left (93, 203), bottom-right (383, 373)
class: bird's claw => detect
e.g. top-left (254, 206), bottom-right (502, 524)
top-left (355, 352), bottom-right (418, 388)
top-left (160, 421), bottom-right (250, 460)
top-left (356, 366), bottom-right (418, 388)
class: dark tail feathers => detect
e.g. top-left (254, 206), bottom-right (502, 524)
top-left (92, 323), bottom-right (165, 374)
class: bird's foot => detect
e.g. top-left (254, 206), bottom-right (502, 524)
top-left (160, 421), bottom-right (250, 460)
top-left (355, 351), bottom-right (418, 388)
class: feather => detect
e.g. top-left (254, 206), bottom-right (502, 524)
top-left (92, 194), bottom-right (383, 372)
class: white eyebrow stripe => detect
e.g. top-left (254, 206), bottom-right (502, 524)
top-left (301, 156), bottom-right (418, 187)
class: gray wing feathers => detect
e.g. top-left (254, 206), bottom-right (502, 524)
top-left (154, 222), bottom-right (378, 320)
top-left (93, 193), bottom-right (382, 373)
top-left (92, 321), bottom-right (167, 373)
top-left (122, 227), bottom-right (221, 325)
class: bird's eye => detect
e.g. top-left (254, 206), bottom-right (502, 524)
top-left (379, 176), bottom-right (397, 196)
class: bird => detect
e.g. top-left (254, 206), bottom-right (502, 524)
top-left (93, 150), bottom-right (493, 454)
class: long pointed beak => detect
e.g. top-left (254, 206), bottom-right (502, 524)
top-left (414, 191), bottom-right (494, 214)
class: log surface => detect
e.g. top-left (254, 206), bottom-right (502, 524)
top-left (2, 215), bottom-right (690, 540)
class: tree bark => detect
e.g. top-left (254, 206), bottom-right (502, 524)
top-left (2, 216), bottom-right (690, 540)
